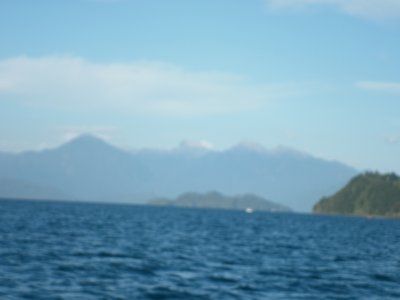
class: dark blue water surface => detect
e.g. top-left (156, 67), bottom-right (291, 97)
top-left (1, 199), bottom-right (400, 299)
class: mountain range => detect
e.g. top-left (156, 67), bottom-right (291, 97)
top-left (0, 135), bottom-right (357, 211)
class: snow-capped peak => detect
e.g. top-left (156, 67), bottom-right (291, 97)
top-left (178, 140), bottom-right (215, 151)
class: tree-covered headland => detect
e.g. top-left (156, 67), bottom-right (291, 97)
top-left (313, 172), bottom-right (400, 217)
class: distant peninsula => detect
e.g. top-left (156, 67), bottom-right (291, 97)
top-left (313, 172), bottom-right (400, 217)
top-left (148, 191), bottom-right (291, 212)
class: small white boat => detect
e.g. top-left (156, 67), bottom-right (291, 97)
top-left (245, 207), bottom-right (253, 214)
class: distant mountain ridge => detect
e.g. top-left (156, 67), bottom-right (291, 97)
top-left (0, 135), bottom-right (357, 211)
top-left (148, 191), bottom-right (291, 212)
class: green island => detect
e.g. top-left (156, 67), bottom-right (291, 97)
top-left (148, 191), bottom-right (290, 212)
top-left (313, 172), bottom-right (400, 217)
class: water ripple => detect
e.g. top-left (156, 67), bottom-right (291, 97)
top-left (1, 199), bottom-right (400, 299)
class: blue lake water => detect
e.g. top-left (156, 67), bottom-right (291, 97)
top-left (1, 199), bottom-right (400, 299)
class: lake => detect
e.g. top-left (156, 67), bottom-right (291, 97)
top-left (1, 199), bottom-right (399, 299)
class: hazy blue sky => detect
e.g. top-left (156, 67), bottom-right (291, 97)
top-left (0, 0), bottom-right (399, 172)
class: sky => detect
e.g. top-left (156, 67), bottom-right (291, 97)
top-left (0, 0), bottom-right (399, 172)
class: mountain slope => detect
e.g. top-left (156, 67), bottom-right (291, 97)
top-left (136, 144), bottom-right (356, 211)
top-left (313, 172), bottom-right (400, 217)
top-left (0, 135), bottom-right (151, 199)
top-left (0, 177), bottom-right (71, 201)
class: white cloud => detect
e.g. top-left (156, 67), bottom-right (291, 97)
top-left (356, 81), bottom-right (400, 94)
top-left (0, 56), bottom-right (295, 116)
top-left (179, 140), bottom-right (215, 151)
top-left (384, 134), bottom-right (400, 144)
top-left (265, 0), bottom-right (400, 20)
